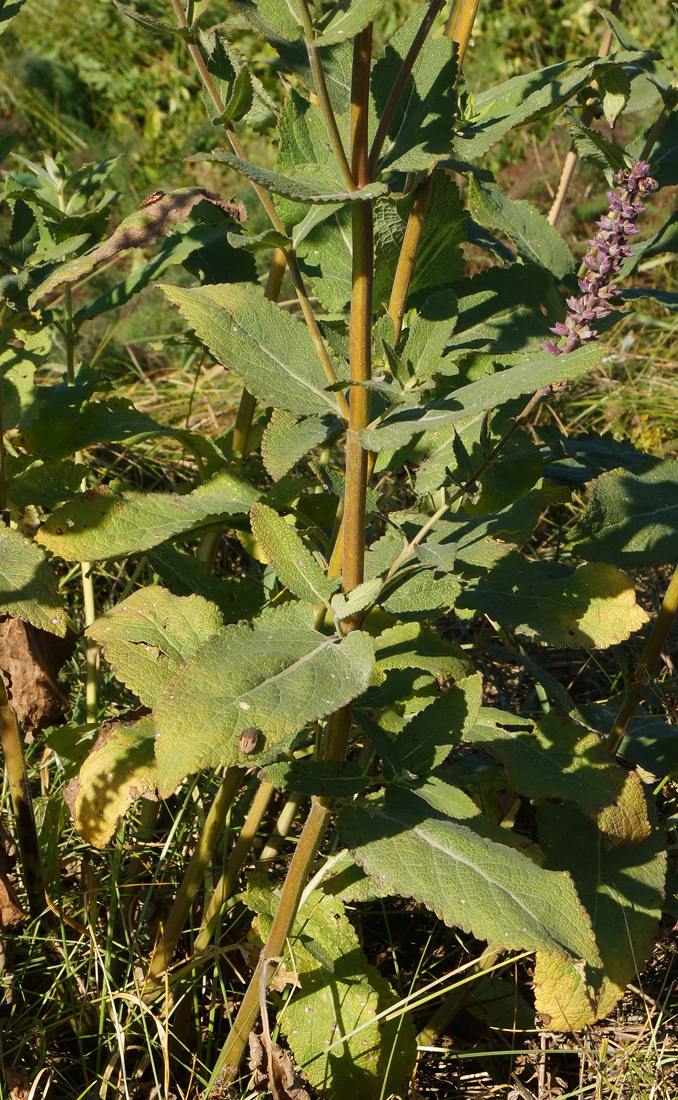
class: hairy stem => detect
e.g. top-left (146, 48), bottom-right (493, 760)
top-left (146, 767), bottom-right (247, 987)
top-left (0, 680), bottom-right (45, 921)
top-left (547, 0), bottom-right (621, 227)
top-left (608, 565), bottom-right (678, 757)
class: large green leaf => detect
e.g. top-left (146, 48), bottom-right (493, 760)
top-left (534, 801), bottom-right (665, 1029)
top-left (568, 460), bottom-right (678, 566)
top-left (0, 526), bottom-right (68, 637)
top-left (314, 0), bottom-right (386, 46)
top-left (0, 0), bottom-right (27, 34)
top-left (250, 502), bottom-right (339, 605)
top-left (87, 587), bottom-right (223, 708)
top-left (360, 343), bottom-right (606, 452)
top-left (408, 170), bottom-right (466, 299)
top-left (69, 713), bottom-right (156, 849)
top-left (381, 566), bottom-right (461, 620)
top-left (455, 51), bottom-right (657, 160)
top-left (402, 290), bottom-right (458, 379)
top-left (458, 553), bottom-right (649, 648)
top-left (153, 604), bottom-right (374, 795)
top-left (466, 708), bottom-right (627, 818)
top-left (242, 883), bottom-right (416, 1096)
top-left (468, 176), bottom-right (574, 278)
top-left (370, 9), bottom-right (457, 173)
top-left (395, 674), bottom-right (482, 774)
top-left (160, 282), bottom-right (344, 417)
top-left (37, 470), bottom-right (260, 562)
top-left (339, 786), bottom-right (601, 966)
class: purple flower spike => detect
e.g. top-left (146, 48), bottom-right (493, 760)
top-left (542, 161), bottom-right (658, 356)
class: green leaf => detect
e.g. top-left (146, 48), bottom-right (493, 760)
top-left (261, 409), bottom-right (338, 481)
top-left (250, 502), bottom-right (339, 605)
top-left (396, 674), bottom-right (482, 774)
top-left (0, 1), bottom-right (27, 34)
top-left (258, 758), bottom-right (370, 797)
top-left (226, 227), bottom-right (290, 253)
top-left (381, 567), bottom-right (461, 620)
top-left (466, 708), bottom-right (627, 817)
top-left (314, 0), bottom-right (386, 46)
top-left (411, 775), bottom-right (542, 860)
top-left (159, 282), bottom-right (344, 417)
top-left (37, 470), bottom-right (261, 562)
top-left (153, 604), bottom-right (375, 795)
top-left (403, 290), bottom-right (458, 379)
top-left (600, 67), bottom-right (631, 127)
top-left (0, 526), bottom-right (68, 637)
top-left (408, 170), bottom-right (466, 298)
top-left (621, 287), bottom-right (678, 311)
top-left (535, 801), bottom-right (665, 1029)
top-left (6, 458), bottom-right (87, 512)
top-left (468, 176), bottom-right (574, 278)
top-left (243, 884), bottom-right (416, 1096)
top-left (374, 621), bottom-right (474, 681)
top-left (569, 124), bottom-right (627, 178)
top-left (146, 545), bottom-right (263, 624)
top-left (339, 786), bottom-right (601, 966)
top-left (331, 578), bottom-right (381, 621)
top-left (69, 713), bottom-right (156, 849)
top-left (113, 0), bottom-right (188, 38)
top-left (455, 51), bottom-right (657, 160)
top-left (361, 343), bottom-right (605, 451)
top-left (458, 553), bottom-right (649, 648)
top-left (191, 147), bottom-right (385, 204)
top-left (87, 587), bottom-right (223, 708)
top-left (371, 10), bottom-right (457, 173)
top-left (568, 460), bottom-right (678, 566)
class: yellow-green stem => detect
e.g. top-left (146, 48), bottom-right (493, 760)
top-left (608, 565), bottom-right (678, 757)
top-left (0, 680), bottom-right (45, 921)
top-left (387, 175), bottom-right (432, 344)
top-left (206, 799), bottom-right (330, 1093)
top-left (194, 780), bottom-right (275, 954)
top-left (257, 791), bottom-right (305, 865)
top-left (445, 0), bottom-right (480, 64)
top-left (146, 767), bottom-right (247, 988)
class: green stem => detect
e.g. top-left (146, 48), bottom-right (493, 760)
top-left (445, 0), bottom-right (480, 64)
top-left (169, 0), bottom-right (348, 420)
top-left (387, 175), bottom-right (432, 344)
top-left (193, 780), bottom-right (275, 954)
top-left (295, 0), bottom-right (354, 192)
top-left (608, 565), bottom-right (678, 756)
top-left (206, 799), bottom-right (330, 1093)
top-left (368, 0), bottom-right (446, 178)
top-left (0, 680), bottom-right (45, 921)
top-left (146, 766), bottom-right (247, 987)
top-left (257, 790), bottom-right (305, 866)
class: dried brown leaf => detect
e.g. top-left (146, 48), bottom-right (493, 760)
top-left (0, 616), bottom-right (75, 738)
top-left (249, 1033), bottom-right (311, 1100)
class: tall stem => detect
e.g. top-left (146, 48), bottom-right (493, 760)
top-left (547, 0), bottom-right (621, 227)
top-left (445, 0), bottom-right (480, 65)
top-left (608, 566), bottom-right (678, 757)
top-left (0, 680), bottom-right (45, 921)
top-left (146, 767), bottom-right (247, 987)
top-left (169, 0), bottom-right (348, 421)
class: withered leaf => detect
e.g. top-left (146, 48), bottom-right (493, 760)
top-left (0, 616), bottom-right (75, 738)
top-left (248, 1033), bottom-right (311, 1100)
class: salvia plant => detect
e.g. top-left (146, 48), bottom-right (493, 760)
top-left (1, 0), bottom-right (678, 1096)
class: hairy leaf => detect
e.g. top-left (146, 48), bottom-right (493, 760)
top-left (146, 545), bottom-right (263, 623)
top-left (259, 758), bottom-right (370, 797)
top-left (314, 0), bottom-right (386, 46)
top-left (262, 410), bottom-right (338, 481)
top-left (568, 460), bottom-right (678, 566)
top-left (339, 786), bottom-right (601, 966)
top-left (468, 176), bottom-right (574, 278)
top-left (37, 470), bottom-right (260, 562)
top-left (534, 801), bottom-right (665, 1029)
top-left (361, 343), bottom-right (605, 451)
top-left (192, 147), bottom-right (385, 204)
top-left (395, 674), bottom-right (482, 774)
top-left (87, 587), bottom-right (223, 707)
top-left (458, 554), bottom-right (649, 648)
top-left (243, 884), bottom-right (416, 1096)
top-left (465, 708), bottom-right (627, 818)
top-left (403, 290), bottom-right (458, 379)
top-left (68, 713), bottom-right (156, 849)
top-left (160, 282), bottom-right (344, 417)
top-left (153, 604), bottom-right (374, 795)
top-left (250, 502), bottom-right (339, 605)
top-left (0, 526), bottom-right (68, 637)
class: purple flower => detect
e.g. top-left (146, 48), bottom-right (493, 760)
top-left (543, 161), bottom-right (658, 356)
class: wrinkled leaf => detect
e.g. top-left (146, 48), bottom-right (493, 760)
top-left (250, 502), bottom-right (339, 605)
top-left (0, 526), bottom-right (68, 636)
